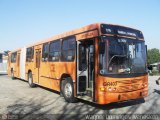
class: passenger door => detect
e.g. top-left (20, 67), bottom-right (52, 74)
top-left (17, 52), bottom-right (20, 77)
top-left (34, 48), bottom-right (41, 84)
top-left (77, 40), bottom-right (95, 98)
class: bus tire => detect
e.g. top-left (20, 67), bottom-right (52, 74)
top-left (11, 70), bottom-right (15, 80)
top-left (62, 78), bottom-right (77, 103)
top-left (28, 72), bottom-right (36, 88)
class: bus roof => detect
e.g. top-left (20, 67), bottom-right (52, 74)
top-left (26, 23), bottom-right (143, 48)
top-left (26, 23), bottom-right (101, 48)
top-left (9, 48), bottom-right (21, 54)
top-left (10, 22), bottom-right (143, 50)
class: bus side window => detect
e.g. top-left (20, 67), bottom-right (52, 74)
top-left (79, 44), bottom-right (87, 71)
top-left (26, 47), bottom-right (34, 62)
top-left (42, 43), bottom-right (49, 62)
top-left (11, 52), bottom-right (17, 63)
top-left (61, 36), bottom-right (76, 61)
top-left (49, 40), bottom-right (61, 62)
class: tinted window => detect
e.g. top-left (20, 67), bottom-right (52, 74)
top-left (99, 36), bottom-right (146, 75)
top-left (61, 36), bottom-right (76, 61)
top-left (79, 44), bottom-right (87, 70)
top-left (26, 47), bottom-right (34, 62)
top-left (49, 40), bottom-right (61, 61)
top-left (42, 43), bottom-right (49, 62)
top-left (62, 40), bottom-right (68, 50)
top-left (11, 52), bottom-right (17, 63)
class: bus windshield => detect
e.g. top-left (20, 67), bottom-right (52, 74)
top-left (99, 36), bottom-right (147, 75)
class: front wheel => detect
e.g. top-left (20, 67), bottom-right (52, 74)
top-left (62, 79), bottom-right (77, 103)
top-left (28, 72), bottom-right (36, 88)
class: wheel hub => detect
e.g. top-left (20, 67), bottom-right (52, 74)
top-left (64, 83), bottom-right (72, 98)
top-left (29, 76), bottom-right (32, 84)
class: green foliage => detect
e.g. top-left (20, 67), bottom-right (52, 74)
top-left (147, 48), bottom-right (160, 64)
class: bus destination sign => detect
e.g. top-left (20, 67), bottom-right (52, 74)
top-left (101, 24), bottom-right (144, 39)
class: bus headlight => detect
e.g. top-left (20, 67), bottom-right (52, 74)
top-left (108, 87), bottom-right (112, 91)
top-left (113, 87), bottom-right (116, 91)
top-left (144, 83), bottom-right (147, 87)
top-left (100, 87), bottom-right (105, 91)
top-left (108, 87), bottom-right (116, 91)
top-left (142, 83), bottom-right (147, 87)
top-left (100, 87), bottom-right (117, 92)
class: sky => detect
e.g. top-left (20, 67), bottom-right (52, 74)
top-left (0, 0), bottom-right (160, 52)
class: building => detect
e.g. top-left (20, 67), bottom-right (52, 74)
top-left (150, 62), bottom-right (160, 72)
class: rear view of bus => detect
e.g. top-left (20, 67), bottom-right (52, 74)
top-left (97, 24), bottom-right (148, 104)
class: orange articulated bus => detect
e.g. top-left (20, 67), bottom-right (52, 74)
top-left (8, 23), bottom-right (148, 104)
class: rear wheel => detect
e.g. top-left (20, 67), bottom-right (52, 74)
top-left (62, 78), bottom-right (77, 103)
top-left (11, 70), bottom-right (15, 80)
top-left (28, 72), bottom-right (36, 88)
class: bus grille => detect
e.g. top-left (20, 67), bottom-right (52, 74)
top-left (117, 79), bottom-right (141, 84)
top-left (118, 84), bottom-right (140, 92)
top-left (117, 78), bottom-right (142, 92)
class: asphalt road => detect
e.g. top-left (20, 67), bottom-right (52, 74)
top-left (0, 75), bottom-right (160, 120)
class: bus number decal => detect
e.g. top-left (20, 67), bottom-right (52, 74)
top-left (103, 82), bottom-right (117, 86)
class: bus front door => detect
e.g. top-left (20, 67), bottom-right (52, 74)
top-left (77, 40), bottom-right (95, 99)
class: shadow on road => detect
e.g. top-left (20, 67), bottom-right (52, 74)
top-left (6, 96), bottom-right (63, 120)
top-left (78, 98), bottom-right (145, 110)
top-left (5, 96), bottom-right (146, 120)
top-left (14, 78), bottom-right (145, 110)
top-left (5, 76), bottom-right (159, 119)
top-left (0, 74), bottom-right (7, 76)
top-left (153, 89), bottom-right (160, 94)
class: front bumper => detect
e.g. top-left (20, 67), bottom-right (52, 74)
top-left (97, 87), bottom-right (148, 104)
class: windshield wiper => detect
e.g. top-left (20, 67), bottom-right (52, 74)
top-left (108, 55), bottom-right (126, 67)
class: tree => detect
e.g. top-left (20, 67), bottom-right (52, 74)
top-left (147, 48), bottom-right (160, 64)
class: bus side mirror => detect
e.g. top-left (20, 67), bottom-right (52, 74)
top-left (148, 65), bottom-right (153, 71)
top-left (145, 45), bottom-right (147, 55)
top-left (99, 42), bottom-right (105, 54)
